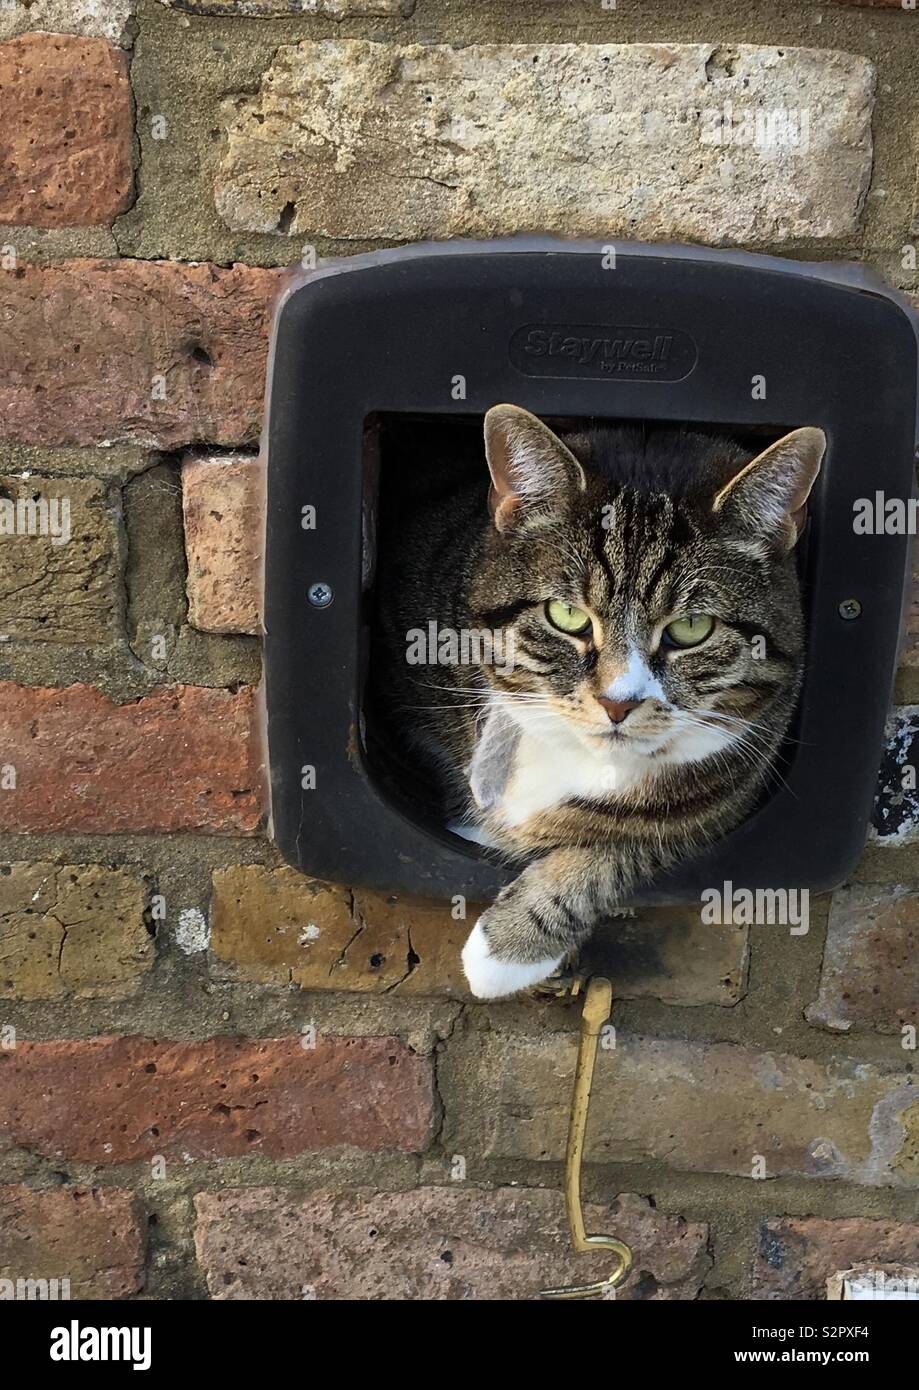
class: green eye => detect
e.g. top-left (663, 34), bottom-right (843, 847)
top-left (546, 600), bottom-right (592, 636)
top-left (663, 614), bottom-right (715, 648)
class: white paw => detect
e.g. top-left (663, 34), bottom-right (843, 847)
top-left (461, 919), bottom-right (564, 1000)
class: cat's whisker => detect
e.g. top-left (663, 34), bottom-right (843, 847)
top-left (676, 712), bottom-right (797, 799)
top-left (397, 702), bottom-right (494, 713)
top-left (674, 712), bottom-right (766, 761)
top-left (700, 708), bottom-right (812, 749)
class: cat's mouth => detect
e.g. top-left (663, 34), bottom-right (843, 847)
top-left (593, 724), bottom-right (656, 742)
top-left (503, 692), bottom-right (704, 760)
top-left (587, 708), bottom-right (729, 764)
top-left (589, 722), bottom-right (673, 753)
top-left (585, 699), bottom-right (678, 749)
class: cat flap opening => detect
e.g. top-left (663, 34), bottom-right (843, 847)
top-left (263, 238), bottom-right (918, 902)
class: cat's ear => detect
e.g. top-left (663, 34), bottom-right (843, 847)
top-left (712, 428), bottom-right (826, 552)
top-left (484, 404), bottom-right (586, 532)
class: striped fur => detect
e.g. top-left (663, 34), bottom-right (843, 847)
top-left (372, 408), bottom-right (824, 996)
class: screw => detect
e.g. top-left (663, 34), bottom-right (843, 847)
top-left (307, 582), bottom-right (333, 608)
top-left (838, 598), bottom-right (862, 621)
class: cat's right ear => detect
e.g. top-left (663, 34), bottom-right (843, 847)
top-left (484, 404), bottom-right (586, 533)
top-left (712, 427), bottom-right (826, 553)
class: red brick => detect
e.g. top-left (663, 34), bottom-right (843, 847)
top-left (0, 36), bottom-right (133, 228)
top-left (0, 682), bottom-right (261, 834)
top-left (0, 1035), bottom-right (433, 1162)
top-left (0, 1184), bottom-right (145, 1299)
top-left (195, 1187), bottom-right (709, 1300)
top-left (754, 1217), bottom-right (919, 1299)
top-left (0, 260), bottom-right (280, 448)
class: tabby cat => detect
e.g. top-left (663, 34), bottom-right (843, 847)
top-left (372, 405), bottom-right (825, 998)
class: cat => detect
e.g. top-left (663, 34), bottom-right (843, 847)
top-left (371, 405), bottom-right (825, 999)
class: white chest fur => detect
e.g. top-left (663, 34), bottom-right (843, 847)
top-left (494, 723), bottom-right (645, 828)
top-left (449, 702), bottom-right (654, 847)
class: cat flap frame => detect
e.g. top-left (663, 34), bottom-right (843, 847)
top-left (263, 238), bottom-right (919, 902)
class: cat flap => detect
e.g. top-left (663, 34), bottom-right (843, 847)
top-left (263, 238), bottom-right (918, 901)
top-left (712, 427), bottom-right (826, 552)
top-left (484, 403), bottom-right (586, 531)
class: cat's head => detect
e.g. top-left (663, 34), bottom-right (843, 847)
top-left (468, 404), bottom-right (825, 776)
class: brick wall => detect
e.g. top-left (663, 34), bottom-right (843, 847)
top-left (0, 0), bottom-right (917, 1301)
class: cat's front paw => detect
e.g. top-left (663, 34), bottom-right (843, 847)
top-left (461, 917), bottom-right (564, 1000)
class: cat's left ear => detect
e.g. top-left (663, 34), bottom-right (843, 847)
top-left (484, 404), bottom-right (586, 532)
top-left (712, 427), bottom-right (826, 552)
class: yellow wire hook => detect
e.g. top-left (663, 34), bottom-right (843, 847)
top-left (539, 975), bottom-right (633, 1299)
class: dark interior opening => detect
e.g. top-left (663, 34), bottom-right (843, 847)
top-left (361, 411), bottom-right (809, 849)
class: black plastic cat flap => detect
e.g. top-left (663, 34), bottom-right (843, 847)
top-left (262, 237), bottom-right (919, 901)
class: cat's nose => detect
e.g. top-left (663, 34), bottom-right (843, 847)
top-left (598, 697), bottom-right (642, 724)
